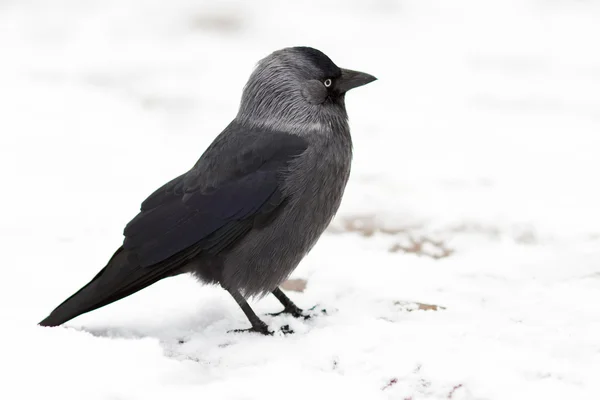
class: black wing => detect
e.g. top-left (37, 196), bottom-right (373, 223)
top-left (123, 126), bottom-right (308, 267)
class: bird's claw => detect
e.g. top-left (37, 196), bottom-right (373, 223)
top-left (268, 306), bottom-right (310, 320)
top-left (227, 323), bottom-right (295, 336)
top-left (228, 322), bottom-right (273, 336)
top-left (268, 304), bottom-right (328, 320)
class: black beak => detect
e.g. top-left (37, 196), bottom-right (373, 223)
top-left (336, 68), bottom-right (377, 93)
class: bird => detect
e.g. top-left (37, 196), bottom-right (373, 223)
top-left (39, 46), bottom-right (376, 335)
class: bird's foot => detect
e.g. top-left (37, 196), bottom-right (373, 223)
top-left (228, 321), bottom-right (273, 336)
top-left (268, 304), bottom-right (328, 320)
top-left (268, 305), bottom-right (310, 320)
top-left (228, 323), bottom-right (295, 336)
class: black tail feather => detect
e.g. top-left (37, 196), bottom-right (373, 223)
top-left (38, 247), bottom-right (182, 327)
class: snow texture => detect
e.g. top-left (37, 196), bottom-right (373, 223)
top-left (1, 0), bottom-right (600, 399)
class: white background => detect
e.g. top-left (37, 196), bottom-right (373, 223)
top-left (1, 0), bottom-right (599, 399)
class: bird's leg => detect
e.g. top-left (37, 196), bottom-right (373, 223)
top-left (269, 287), bottom-right (309, 319)
top-left (227, 289), bottom-right (272, 335)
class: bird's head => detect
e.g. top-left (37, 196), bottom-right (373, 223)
top-left (237, 47), bottom-right (376, 132)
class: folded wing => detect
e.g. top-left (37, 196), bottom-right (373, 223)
top-left (123, 128), bottom-right (308, 267)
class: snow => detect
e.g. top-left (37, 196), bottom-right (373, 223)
top-left (1, 0), bottom-right (600, 399)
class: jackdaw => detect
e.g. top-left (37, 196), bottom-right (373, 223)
top-left (39, 46), bottom-right (376, 334)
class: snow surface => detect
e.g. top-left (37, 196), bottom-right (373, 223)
top-left (2, 0), bottom-right (600, 399)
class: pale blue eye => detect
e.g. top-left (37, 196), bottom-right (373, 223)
top-left (323, 79), bottom-right (332, 88)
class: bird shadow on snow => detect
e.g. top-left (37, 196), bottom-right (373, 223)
top-left (67, 304), bottom-right (234, 346)
top-left (70, 321), bottom-right (244, 363)
top-left (67, 302), bottom-right (333, 362)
